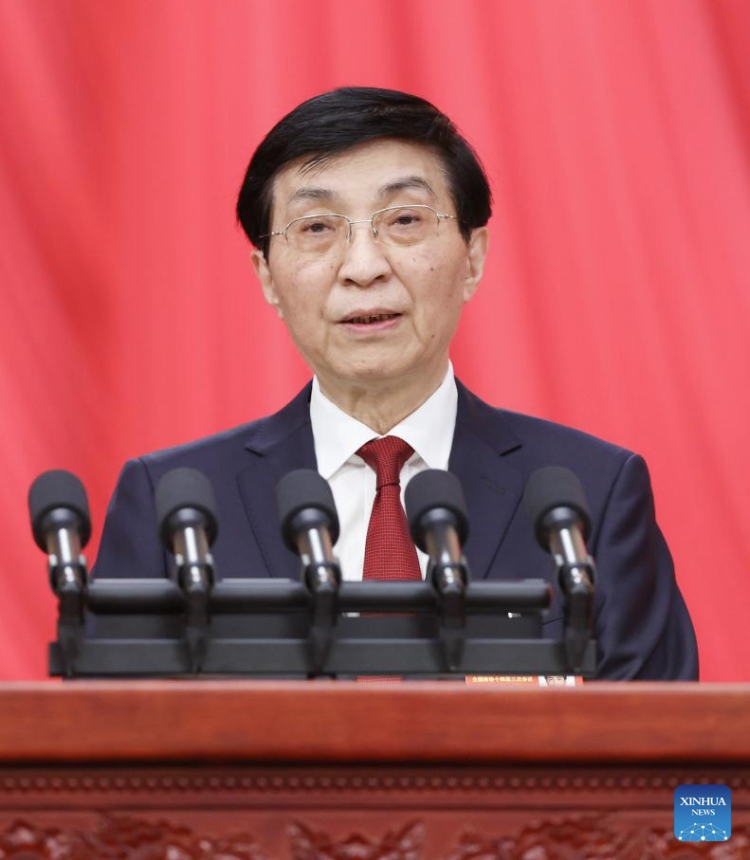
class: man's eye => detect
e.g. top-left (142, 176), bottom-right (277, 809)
top-left (302, 220), bottom-right (333, 234)
top-left (389, 210), bottom-right (423, 228)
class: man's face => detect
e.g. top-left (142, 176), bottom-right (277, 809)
top-left (252, 139), bottom-right (488, 394)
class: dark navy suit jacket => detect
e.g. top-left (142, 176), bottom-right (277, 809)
top-left (94, 381), bottom-right (698, 680)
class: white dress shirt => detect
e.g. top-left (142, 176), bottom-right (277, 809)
top-left (310, 363), bottom-right (458, 581)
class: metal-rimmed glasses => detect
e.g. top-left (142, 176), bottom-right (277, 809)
top-left (260, 205), bottom-right (457, 254)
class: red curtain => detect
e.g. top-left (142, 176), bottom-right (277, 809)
top-left (1, 0), bottom-right (748, 680)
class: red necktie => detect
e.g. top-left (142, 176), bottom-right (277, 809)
top-left (357, 436), bottom-right (422, 581)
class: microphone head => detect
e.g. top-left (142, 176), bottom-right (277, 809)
top-left (28, 470), bottom-right (91, 551)
top-left (523, 466), bottom-right (591, 550)
top-left (155, 467), bottom-right (219, 549)
top-left (275, 469), bottom-right (340, 552)
top-left (404, 469), bottom-right (469, 551)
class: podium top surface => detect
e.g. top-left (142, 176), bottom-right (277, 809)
top-left (0, 681), bottom-right (745, 765)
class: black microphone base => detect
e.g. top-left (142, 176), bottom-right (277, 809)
top-left (49, 613), bottom-right (596, 678)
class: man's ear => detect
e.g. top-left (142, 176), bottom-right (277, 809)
top-left (463, 226), bottom-right (489, 302)
top-left (251, 249), bottom-right (284, 319)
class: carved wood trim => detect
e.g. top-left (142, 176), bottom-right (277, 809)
top-left (0, 814), bottom-right (747, 860)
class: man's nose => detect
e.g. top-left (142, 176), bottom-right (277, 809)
top-left (337, 221), bottom-right (392, 286)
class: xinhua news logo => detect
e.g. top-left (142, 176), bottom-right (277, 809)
top-left (674, 785), bottom-right (731, 841)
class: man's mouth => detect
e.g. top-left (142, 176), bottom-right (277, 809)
top-left (342, 312), bottom-right (402, 325)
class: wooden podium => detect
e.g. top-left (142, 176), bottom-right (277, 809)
top-left (0, 681), bottom-right (747, 858)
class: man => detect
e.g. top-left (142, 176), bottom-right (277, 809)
top-left (94, 87), bottom-right (698, 680)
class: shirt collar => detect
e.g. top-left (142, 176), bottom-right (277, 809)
top-left (310, 363), bottom-right (457, 479)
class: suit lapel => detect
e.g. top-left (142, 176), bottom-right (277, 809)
top-left (450, 382), bottom-right (524, 580)
top-left (237, 384), bottom-right (317, 578)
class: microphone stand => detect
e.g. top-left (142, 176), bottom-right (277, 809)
top-left (549, 525), bottom-right (596, 674)
top-left (424, 519), bottom-right (469, 672)
top-left (296, 525), bottom-right (341, 675)
top-left (47, 526), bottom-right (87, 678)
top-left (172, 523), bottom-right (214, 674)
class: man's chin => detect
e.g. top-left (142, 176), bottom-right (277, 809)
top-left (329, 357), bottom-right (416, 388)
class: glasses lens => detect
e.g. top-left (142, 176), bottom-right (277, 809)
top-left (287, 215), bottom-right (348, 253)
top-left (374, 206), bottom-right (438, 246)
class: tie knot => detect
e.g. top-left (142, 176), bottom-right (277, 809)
top-left (357, 436), bottom-right (414, 489)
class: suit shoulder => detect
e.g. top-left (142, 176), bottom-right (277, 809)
top-left (457, 384), bottom-right (635, 477)
top-left (497, 407), bottom-right (634, 464)
top-left (137, 420), bottom-right (259, 471)
top-left (135, 384), bottom-right (313, 477)
top-left (466, 400), bottom-right (652, 538)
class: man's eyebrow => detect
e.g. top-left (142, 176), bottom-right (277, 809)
top-left (285, 176), bottom-right (436, 207)
top-left (379, 176), bottom-right (436, 198)
top-left (286, 186), bottom-right (336, 205)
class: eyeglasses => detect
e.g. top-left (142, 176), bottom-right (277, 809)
top-left (260, 205), bottom-right (457, 254)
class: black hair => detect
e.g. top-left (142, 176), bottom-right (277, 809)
top-left (236, 87), bottom-right (492, 257)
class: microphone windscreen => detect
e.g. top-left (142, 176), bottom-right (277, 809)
top-left (275, 469), bottom-right (340, 550)
top-left (155, 467), bottom-right (218, 546)
top-left (404, 469), bottom-right (469, 550)
top-left (28, 469), bottom-right (91, 550)
top-left (523, 466), bottom-right (591, 548)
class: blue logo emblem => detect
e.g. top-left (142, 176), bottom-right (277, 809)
top-left (674, 784), bottom-right (731, 841)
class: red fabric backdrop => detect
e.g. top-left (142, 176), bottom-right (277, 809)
top-left (1, 0), bottom-right (748, 680)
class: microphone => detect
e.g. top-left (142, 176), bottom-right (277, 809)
top-left (29, 470), bottom-right (91, 593)
top-left (29, 469), bottom-right (91, 677)
top-left (523, 466), bottom-right (593, 570)
top-left (275, 469), bottom-right (341, 592)
top-left (405, 469), bottom-right (470, 670)
top-left (405, 469), bottom-right (470, 592)
top-left (276, 470), bottom-right (341, 671)
top-left (155, 467), bottom-right (218, 589)
top-left (523, 466), bottom-right (596, 672)
top-left (155, 467), bottom-right (218, 672)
